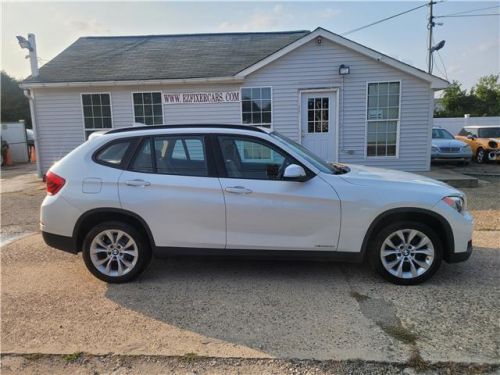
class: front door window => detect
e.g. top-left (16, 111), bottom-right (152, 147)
top-left (308, 97), bottom-right (329, 133)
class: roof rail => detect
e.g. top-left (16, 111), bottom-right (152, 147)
top-left (105, 124), bottom-right (267, 134)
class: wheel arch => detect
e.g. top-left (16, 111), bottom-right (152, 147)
top-left (73, 208), bottom-right (155, 253)
top-left (360, 208), bottom-right (454, 262)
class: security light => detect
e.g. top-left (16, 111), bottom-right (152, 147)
top-left (16, 35), bottom-right (33, 51)
top-left (339, 64), bottom-right (350, 75)
top-left (430, 40), bottom-right (445, 53)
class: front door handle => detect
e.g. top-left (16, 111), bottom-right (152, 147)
top-left (125, 179), bottom-right (151, 187)
top-left (225, 186), bottom-right (252, 194)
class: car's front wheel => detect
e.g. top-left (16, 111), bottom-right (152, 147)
top-left (82, 221), bottom-right (151, 283)
top-left (368, 221), bottom-right (442, 285)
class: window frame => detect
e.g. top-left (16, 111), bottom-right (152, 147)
top-left (131, 91), bottom-right (164, 126)
top-left (364, 81), bottom-right (401, 159)
top-left (213, 134), bottom-right (313, 181)
top-left (126, 134), bottom-right (218, 177)
top-left (80, 92), bottom-right (114, 140)
top-left (240, 86), bottom-right (273, 128)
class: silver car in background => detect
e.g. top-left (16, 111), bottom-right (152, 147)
top-left (431, 127), bottom-right (472, 164)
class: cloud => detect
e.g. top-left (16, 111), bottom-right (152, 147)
top-left (320, 8), bottom-right (341, 19)
top-left (217, 4), bottom-right (294, 32)
top-left (64, 18), bottom-right (111, 35)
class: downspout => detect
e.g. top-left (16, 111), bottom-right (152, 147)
top-left (23, 89), bottom-right (42, 178)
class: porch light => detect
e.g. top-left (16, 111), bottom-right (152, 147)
top-left (339, 64), bottom-right (350, 75)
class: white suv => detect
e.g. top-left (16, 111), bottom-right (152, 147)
top-left (41, 125), bottom-right (473, 284)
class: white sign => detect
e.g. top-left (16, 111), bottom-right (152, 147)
top-left (163, 91), bottom-right (240, 105)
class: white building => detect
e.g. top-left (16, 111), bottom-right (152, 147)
top-left (20, 27), bottom-right (448, 176)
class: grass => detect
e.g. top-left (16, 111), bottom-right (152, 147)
top-left (62, 352), bottom-right (83, 363)
top-left (407, 349), bottom-right (430, 372)
top-left (180, 352), bottom-right (199, 363)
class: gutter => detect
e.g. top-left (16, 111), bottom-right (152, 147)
top-left (23, 89), bottom-right (42, 178)
top-left (19, 76), bottom-right (244, 89)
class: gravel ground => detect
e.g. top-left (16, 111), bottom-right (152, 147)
top-left (1, 163), bottom-right (499, 374)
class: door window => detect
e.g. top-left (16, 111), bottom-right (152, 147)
top-left (307, 97), bottom-right (329, 133)
top-left (130, 136), bottom-right (208, 177)
top-left (218, 136), bottom-right (287, 180)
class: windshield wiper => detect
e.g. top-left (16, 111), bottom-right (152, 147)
top-left (328, 162), bottom-right (350, 175)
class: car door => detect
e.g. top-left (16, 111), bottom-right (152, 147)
top-left (216, 134), bottom-right (341, 251)
top-left (118, 134), bottom-right (226, 249)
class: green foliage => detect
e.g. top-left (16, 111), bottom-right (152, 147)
top-left (1, 71), bottom-right (31, 127)
top-left (435, 74), bottom-right (500, 117)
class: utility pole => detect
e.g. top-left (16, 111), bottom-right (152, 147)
top-left (427, 0), bottom-right (436, 73)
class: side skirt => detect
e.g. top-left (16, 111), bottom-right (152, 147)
top-left (153, 247), bottom-right (363, 263)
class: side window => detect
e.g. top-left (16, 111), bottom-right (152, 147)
top-left (130, 139), bottom-right (154, 173)
top-left (218, 136), bottom-right (288, 180)
top-left (155, 136), bottom-right (208, 176)
top-left (95, 140), bottom-right (131, 167)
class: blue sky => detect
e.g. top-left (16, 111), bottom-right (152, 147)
top-left (2, 1), bottom-right (499, 89)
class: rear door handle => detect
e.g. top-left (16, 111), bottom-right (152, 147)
top-left (125, 179), bottom-right (151, 187)
top-left (225, 186), bottom-right (252, 194)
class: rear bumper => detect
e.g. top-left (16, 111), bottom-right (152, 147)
top-left (446, 240), bottom-right (473, 263)
top-left (42, 231), bottom-right (78, 254)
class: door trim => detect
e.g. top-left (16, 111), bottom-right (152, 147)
top-left (298, 88), bottom-right (340, 162)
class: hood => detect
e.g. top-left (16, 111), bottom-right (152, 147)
top-left (336, 164), bottom-right (458, 194)
top-left (432, 138), bottom-right (466, 148)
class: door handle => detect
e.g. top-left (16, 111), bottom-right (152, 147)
top-left (225, 186), bottom-right (252, 194)
top-left (125, 179), bottom-right (151, 187)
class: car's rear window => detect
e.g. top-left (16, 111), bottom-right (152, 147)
top-left (95, 140), bottom-right (132, 166)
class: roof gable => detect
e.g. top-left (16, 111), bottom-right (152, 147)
top-left (236, 27), bottom-right (449, 89)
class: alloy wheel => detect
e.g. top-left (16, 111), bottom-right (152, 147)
top-left (380, 229), bottom-right (435, 279)
top-left (89, 229), bottom-right (139, 277)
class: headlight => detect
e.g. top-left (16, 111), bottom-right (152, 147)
top-left (488, 141), bottom-right (498, 148)
top-left (443, 196), bottom-right (465, 214)
top-left (432, 146), bottom-right (440, 152)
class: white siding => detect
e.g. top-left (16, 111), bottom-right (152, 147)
top-left (33, 38), bottom-right (435, 173)
top-left (244, 39), bottom-right (433, 171)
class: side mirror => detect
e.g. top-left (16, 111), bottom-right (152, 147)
top-left (283, 164), bottom-right (307, 181)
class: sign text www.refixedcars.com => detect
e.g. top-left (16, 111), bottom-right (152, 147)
top-left (163, 91), bottom-right (240, 104)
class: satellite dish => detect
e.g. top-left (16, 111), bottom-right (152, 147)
top-left (16, 35), bottom-right (33, 51)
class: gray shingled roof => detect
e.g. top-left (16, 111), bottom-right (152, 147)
top-left (24, 31), bottom-right (310, 84)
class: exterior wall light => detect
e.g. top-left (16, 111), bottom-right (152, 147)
top-left (339, 64), bottom-right (350, 75)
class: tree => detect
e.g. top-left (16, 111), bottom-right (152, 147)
top-left (472, 74), bottom-right (500, 116)
top-left (435, 74), bottom-right (500, 117)
top-left (0, 71), bottom-right (31, 127)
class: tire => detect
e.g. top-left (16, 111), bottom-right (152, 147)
top-left (476, 148), bottom-right (485, 164)
top-left (368, 221), bottom-right (442, 285)
top-left (82, 221), bottom-right (151, 283)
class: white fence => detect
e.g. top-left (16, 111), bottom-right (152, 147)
top-left (433, 116), bottom-right (500, 135)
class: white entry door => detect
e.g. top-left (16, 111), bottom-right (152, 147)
top-left (301, 91), bottom-right (336, 162)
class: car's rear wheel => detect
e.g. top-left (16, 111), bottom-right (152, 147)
top-left (368, 221), bottom-right (442, 285)
top-left (82, 221), bottom-right (151, 283)
top-left (476, 148), bottom-right (485, 163)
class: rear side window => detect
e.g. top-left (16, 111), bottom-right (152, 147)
top-left (130, 136), bottom-right (208, 177)
top-left (95, 140), bottom-right (132, 166)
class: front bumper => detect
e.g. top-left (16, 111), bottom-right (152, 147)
top-left (431, 151), bottom-right (472, 160)
top-left (446, 240), bottom-right (473, 263)
top-left (485, 149), bottom-right (500, 161)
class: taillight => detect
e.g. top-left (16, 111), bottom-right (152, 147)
top-left (46, 171), bottom-right (66, 195)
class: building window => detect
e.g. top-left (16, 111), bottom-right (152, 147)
top-left (366, 82), bottom-right (400, 157)
top-left (307, 97), bottom-right (329, 133)
top-left (241, 87), bottom-right (272, 127)
top-left (82, 93), bottom-right (112, 139)
top-left (133, 92), bottom-right (163, 125)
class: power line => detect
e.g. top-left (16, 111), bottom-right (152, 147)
top-left (342, 3), bottom-right (428, 35)
top-left (435, 4), bottom-right (500, 17)
top-left (436, 13), bottom-right (500, 18)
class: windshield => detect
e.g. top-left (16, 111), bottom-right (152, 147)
top-left (432, 128), bottom-right (454, 140)
top-left (478, 127), bottom-right (500, 138)
top-left (269, 131), bottom-right (349, 174)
